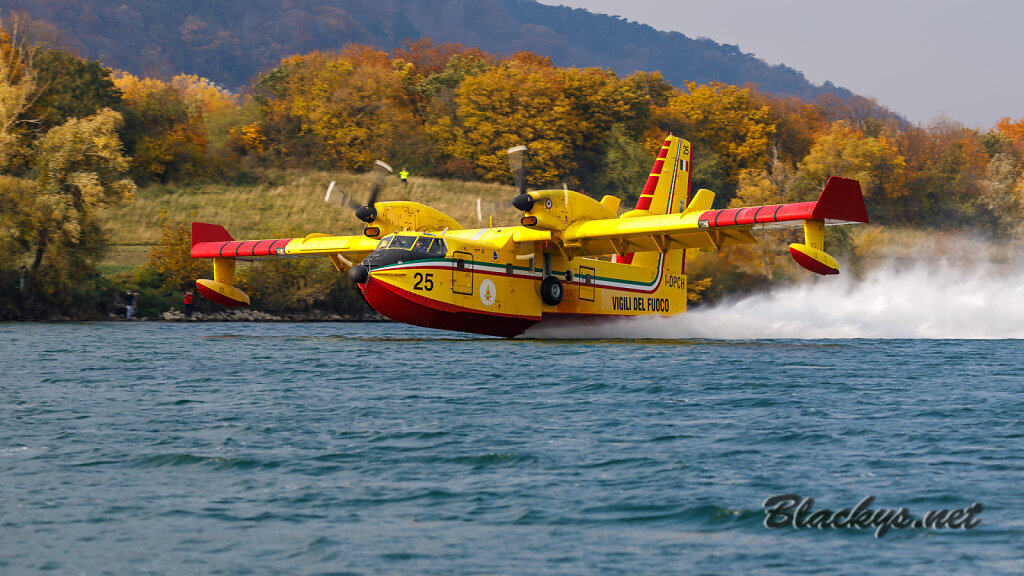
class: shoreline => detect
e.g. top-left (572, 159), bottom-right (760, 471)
top-left (3, 310), bottom-right (388, 323)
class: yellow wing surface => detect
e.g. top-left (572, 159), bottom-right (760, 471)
top-left (189, 223), bottom-right (380, 307)
top-left (562, 176), bottom-right (869, 273)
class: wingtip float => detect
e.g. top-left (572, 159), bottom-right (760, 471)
top-left (189, 135), bottom-right (869, 337)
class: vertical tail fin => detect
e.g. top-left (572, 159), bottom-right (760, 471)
top-left (632, 135), bottom-right (692, 215)
top-left (614, 135), bottom-right (693, 266)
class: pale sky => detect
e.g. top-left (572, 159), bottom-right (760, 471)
top-left (536, 0), bottom-right (1024, 130)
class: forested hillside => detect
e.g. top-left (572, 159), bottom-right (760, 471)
top-left (3, 0), bottom-right (847, 101)
top-left (2, 14), bottom-right (1024, 321)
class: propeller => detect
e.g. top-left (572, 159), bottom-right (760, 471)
top-left (507, 145), bottom-right (527, 197)
top-left (355, 160), bottom-right (393, 222)
top-left (507, 145), bottom-right (534, 212)
top-left (323, 160), bottom-right (394, 222)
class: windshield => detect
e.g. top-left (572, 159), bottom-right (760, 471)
top-left (389, 235), bottom-right (417, 250)
top-left (373, 234), bottom-right (446, 256)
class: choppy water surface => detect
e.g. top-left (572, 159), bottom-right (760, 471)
top-left (2, 321), bottom-right (1022, 574)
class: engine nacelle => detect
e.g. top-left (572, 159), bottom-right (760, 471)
top-left (515, 189), bottom-right (620, 230)
top-left (361, 201), bottom-right (464, 239)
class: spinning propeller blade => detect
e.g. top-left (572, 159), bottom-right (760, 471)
top-left (323, 160), bottom-right (394, 222)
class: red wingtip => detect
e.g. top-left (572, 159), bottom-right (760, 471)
top-left (811, 177), bottom-right (870, 223)
top-left (191, 222), bottom-right (234, 248)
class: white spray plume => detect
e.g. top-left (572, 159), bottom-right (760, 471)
top-left (524, 260), bottom-right (1024, 339)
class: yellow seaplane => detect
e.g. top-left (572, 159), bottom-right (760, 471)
top-left (190, 135), bottom-right (868, 337)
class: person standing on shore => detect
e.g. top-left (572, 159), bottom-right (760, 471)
top-left (399, 168), bottom-right (409, 186)
top-left (19, 264), bottom-right (27, 291)
top-left (184, 290), bottom-right (194, 319)
top-left (125, 291), bottom-right (135, 320)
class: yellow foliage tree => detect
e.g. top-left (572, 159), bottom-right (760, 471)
top-left (665, 82), bottom-right (776, 172)
top-left (796, 120), bottom-right (907, 200)
top-left (170, 74), bottom-right (239, 117)
top-left (449, 60), bottom-right (576, 185)
top-left (0, 24), bottom-right (35, 171)
top-left (113, 72), bottom-right (211, 181)
top-left (255, 49), bottom-right (417, 170)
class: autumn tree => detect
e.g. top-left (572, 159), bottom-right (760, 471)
top-left (148, 212), bottom-right (211, 291)
top-left (794, 121), bottom-right (907, 213)
top-left (115, 72), bottom-right (211, 182)
top-left (0, 22), bottom-right (35, 171)
top-left (657, 82), bottom-right (776, 203)
top-left (978, 153), bottom-right (1024, 238)
top-left (994, 117), bottom-right (1024, 164)
top-left (19, 108), bottom-right (136, 314)
top-left (891, 120), bottom-right (988, 226)
top-left (558, 67), bottom-right (655, 192)
top-left (448, 55), bottom-right (576, 186)
top-left (724, 155), bottom-right (800, 281)
top-left (252, 48), bottom-right (418, 171)
top-left (401, 48), bottom-right (493, 175)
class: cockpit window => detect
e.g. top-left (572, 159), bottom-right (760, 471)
top-left (389, 235), bottom-right (417, 250)
top-left (412, 236), bottom-right (432, 252)
top-left (427, 238), bottom-right (447, 256)
top-left (376, 236), bottom-right (393, 250)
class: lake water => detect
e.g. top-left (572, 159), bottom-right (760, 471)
top-left (2, 318), bottom-right (1022, 575)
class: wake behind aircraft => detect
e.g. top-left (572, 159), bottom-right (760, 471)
top-left (190, 135), bottom-right (869, 337)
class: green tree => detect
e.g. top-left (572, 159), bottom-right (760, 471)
top-left (24, 47), bottom-right (122, 133)
top-left (594, 123), bottom-right (651, 203)
top-left (20, 108), bottom-right (136, 313)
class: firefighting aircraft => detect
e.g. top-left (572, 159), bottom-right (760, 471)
top-left (190, 135), bottom-right (868, 337)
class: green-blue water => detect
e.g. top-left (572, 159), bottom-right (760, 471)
top-left (2, 322), bottom-right (1022, 574)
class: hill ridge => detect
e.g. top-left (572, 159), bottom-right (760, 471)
top-left (4, 0), bottom-right (850, 100)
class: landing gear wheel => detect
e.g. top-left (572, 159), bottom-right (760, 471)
top-left (540, 276), bottom-right (563, 306)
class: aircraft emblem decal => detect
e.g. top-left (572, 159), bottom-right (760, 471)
top-left (480, 279), bottom-right (497, 307)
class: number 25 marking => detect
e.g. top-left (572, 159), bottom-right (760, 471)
top-left (413, 272), bottom-right (434, 291)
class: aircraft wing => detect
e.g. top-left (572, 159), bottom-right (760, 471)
top-left (563, 177), bottom-right (869, 271)
top-left (190, 223), bottom-right (379, 307)
top-left (190, 222), bottom-right (378, 265)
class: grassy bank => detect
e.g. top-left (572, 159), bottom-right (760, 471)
top-left (96, 169), bottom-right (523, 270)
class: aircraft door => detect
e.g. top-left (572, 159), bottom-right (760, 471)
top-left (452, 251), bottom-right (474, 295)
top-left (579, 265), bottom-right (596, 302)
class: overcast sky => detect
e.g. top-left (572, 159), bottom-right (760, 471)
top-left (535, 0), bottom-right (1023, 130)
